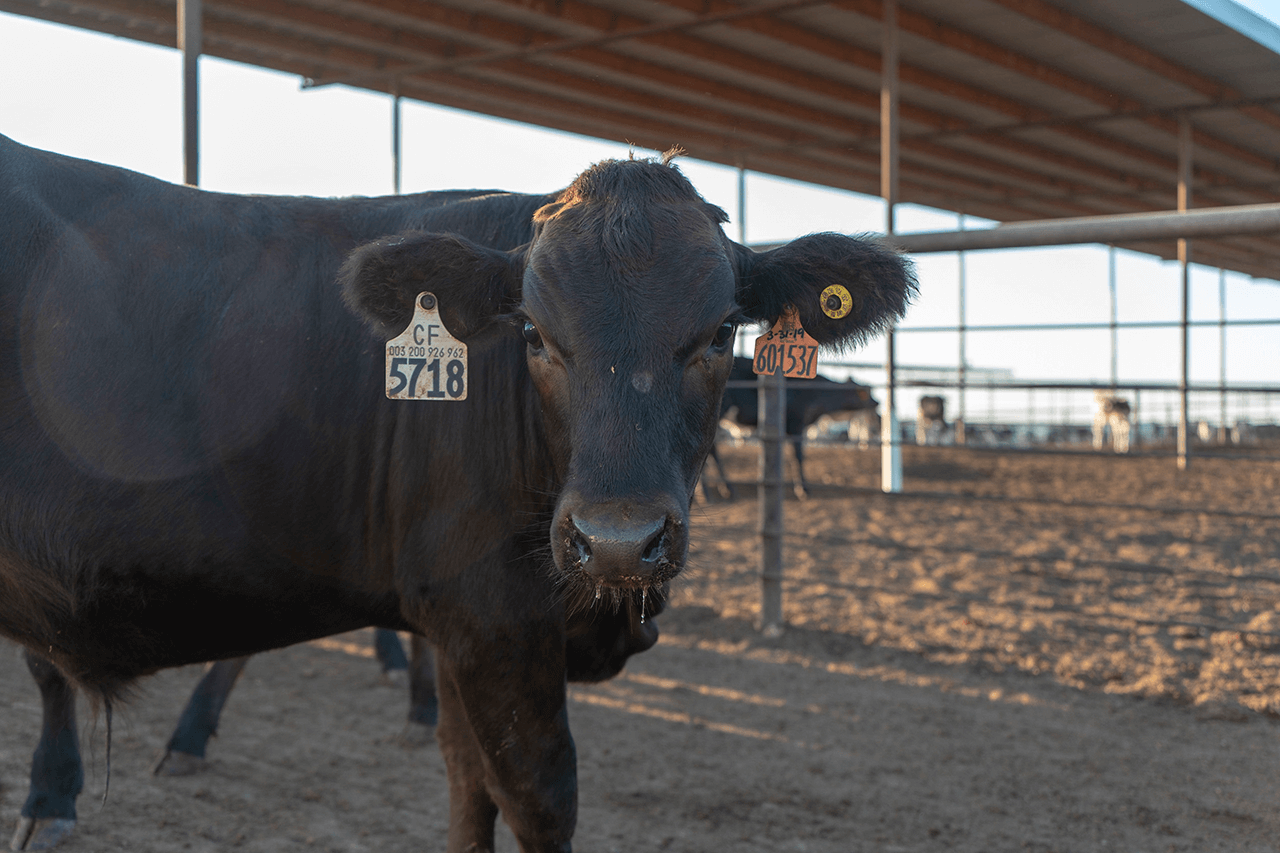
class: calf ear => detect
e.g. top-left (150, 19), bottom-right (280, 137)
top-left (340, 232), bottom-right (524, 339)
top-left (734, 233), bottom-right (916, 349)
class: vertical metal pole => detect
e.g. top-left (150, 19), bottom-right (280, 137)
top-left (956, 213), bottom-right (967, 446)
top-left (1177, 115), bottom-right (1192, 470)
top-left (178, 0), bottom-right (201, 187)
top-left (1133, 389), bottom-right (1141, 448)
top-left (758, 362), bottom-right (785, 636)
top-left (880, 0), bottom-right (902, 493)
top-left (745, 156), bottom-right (782, 635)
top-left (1219, 268), bottom-right (1227, 444)
top-left (391, 89), bottom-right (403, 196)
top-left (736, 164), bottom-right (748, 358)
top-left (1108, 245), bottom-right (1118, 388)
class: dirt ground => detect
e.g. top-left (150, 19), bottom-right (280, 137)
top-left (3, 443), bottom-right (1280, 852)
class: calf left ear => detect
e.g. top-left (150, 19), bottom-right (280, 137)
top-left (340, 231), bottom-right (525, 339)
top-left (734, 233), bottom-right (916, 349)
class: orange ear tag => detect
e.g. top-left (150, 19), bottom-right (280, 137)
top-left (752, 307), bottom-right (818, 379)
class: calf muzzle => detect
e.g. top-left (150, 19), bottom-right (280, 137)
top-left (555, 496), bottom-right (686, 590)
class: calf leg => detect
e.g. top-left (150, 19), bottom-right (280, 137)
top-left (396, 635), bottom-right (438, 748)
top-left (407, 634), bottom-right (438, 727)
top-left (791, 437), bottom-right (809, 499)
top-left (12, 651), bottom-right (81, 852)
top-left (153, 656), bottom-right (250, 777)
top-left (1112, 416), bottom-right (1131, 454)
top-left (374, 628), bottom-right (410, 686)
top-left (435, 660), bottom-right (499, 853)
top-left (698, 443), bottom-right (733, 501)
top-left (435, 641), bottom-right (575, 853)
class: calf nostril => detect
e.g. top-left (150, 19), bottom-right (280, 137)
top-left (569, 523), bottom-right (592, 566)
top-left (641, 524), bottom-right (668, 563)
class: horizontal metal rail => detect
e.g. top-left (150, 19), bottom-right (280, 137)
top-left (897, 318), bottom-right (1280, 333)
top-left (746, 204), bottom-right (1280, 257)
top-left (717, 433), bottom-right (1280, 464)
top-left (725, 378), bottom-right (1280, 393)
top-left (898, 379), bottom-right (1280, 393)
top-left (888, 202), bottom-right (1280, 254)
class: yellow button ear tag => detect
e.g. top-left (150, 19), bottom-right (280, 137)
top-left (820, 284), bottom-right (853, 320)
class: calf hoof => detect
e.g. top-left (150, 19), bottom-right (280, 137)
top-left (11, 817), bottom-right (76, 851)
top-left (395, 721), bottom-right (433, 750)
top-left (152, 750), bottom-right (207, 777)
top-left (381, 668), bottom-right (409, 688)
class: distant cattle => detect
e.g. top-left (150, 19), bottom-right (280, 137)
top-left (1093, 391), bottom-right (1131, 453)
top-left (0, 135), bottom-right (914, 851)
top-left (807, 408), bottom-right (880, 450)
top-left (916, 395), bottom-right (947, 445)
top-left (704, 356), bottom-right (879, 498)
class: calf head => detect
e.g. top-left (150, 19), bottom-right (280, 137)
top-left (341, 155), bottom-right (915, 602)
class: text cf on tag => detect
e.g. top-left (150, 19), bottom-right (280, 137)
top-left (752, 307), bottom-right (818, 379)
top-left (385, 292), bottom-right (468, 400)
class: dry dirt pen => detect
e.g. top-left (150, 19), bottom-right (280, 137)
top-left (2, 443), bottom-right (1279, 852)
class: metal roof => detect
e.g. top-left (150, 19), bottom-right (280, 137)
top-left (4, 0), bottom-right (1280, 278)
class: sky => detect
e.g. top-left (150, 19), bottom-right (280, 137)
top-left (2, 3), bottom-right (1278, 428)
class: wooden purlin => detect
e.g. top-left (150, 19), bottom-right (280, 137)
top-left (308, 0), bottom-right (839, 91)
top-left (212, 0), bottom-right (460, 62)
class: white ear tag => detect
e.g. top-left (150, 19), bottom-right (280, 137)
top-left (385, 292), bottom-right (468, 400)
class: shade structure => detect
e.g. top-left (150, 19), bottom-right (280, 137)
top-left (4, 0), bottom-right (1280, 278)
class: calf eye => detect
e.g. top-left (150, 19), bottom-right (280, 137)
top-left (521, 321), bottom-right (543, 350)
top-left (710, 322), bottom-right (735, 351)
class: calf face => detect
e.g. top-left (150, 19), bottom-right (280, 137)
top-left (342, 155), bottom-right (915, 601)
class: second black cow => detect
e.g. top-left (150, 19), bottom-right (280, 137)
top-left (705, 356), bottom-right (879, 498)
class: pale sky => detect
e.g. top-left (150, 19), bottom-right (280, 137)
top-left (2, 3), bottom-right (1278, 426)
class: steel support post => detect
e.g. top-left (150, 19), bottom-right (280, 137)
top-left (880, 0), bottom-right (902, 493)
top-left (1109, 246), bottom-right (1118, 388)
top-left (956, 213), bottom-right (967, 446)
top-left (391, 90), bottom-right (402, 196)
top-left (178, 0), bottom-right (201, 187)
top-left (758, 363), bottom-right (785, 636)
top-left (1177, 115), bottom-right (1192, 471)
top-left (1219, 268), bottom-right (1228, 444)
top-left (737, 165), bottom-right (747, 245)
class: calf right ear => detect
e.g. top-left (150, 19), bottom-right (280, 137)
top-left (733, 233), bottom-right (916, 350)
top-left (340, 231), bottom-right (526, 340)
